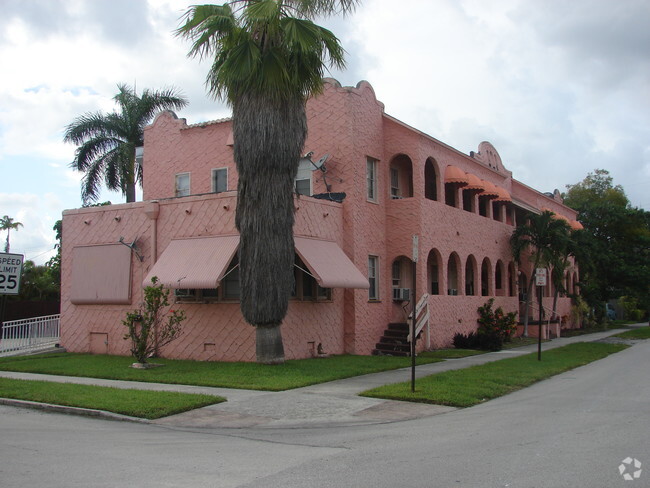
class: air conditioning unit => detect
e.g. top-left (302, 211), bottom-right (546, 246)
top-left (392, 288), bottom-right (410, 301)
top-left (175, 288), bottom-right (195, 298)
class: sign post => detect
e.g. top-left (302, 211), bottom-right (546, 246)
top-left (411, 235), bottom-right (418, 392)
top-left (535, 268), bottom-right (547, 361)
top-left (0, 253), bottom-right (24, 326)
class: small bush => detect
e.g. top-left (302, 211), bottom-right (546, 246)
top-left (123, 277), bottom-right (186, 364)
top-left (453, 331), bottom-right (503, 351)
top-left (477, 298), bottom-right (517, 342)
top-left (453, 332), bottom-right (476, 349)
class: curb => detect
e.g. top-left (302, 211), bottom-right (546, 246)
top-left (0, 397), bottom-right (150, 424)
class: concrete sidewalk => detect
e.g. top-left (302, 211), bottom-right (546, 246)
top-left (0, 328), bottom-right (639, 429)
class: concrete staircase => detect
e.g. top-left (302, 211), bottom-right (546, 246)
top-left (372, 322), bottom-right (410, 356)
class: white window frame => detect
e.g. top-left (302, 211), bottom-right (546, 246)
top-left (390, 167), bottom-right (400, 199)
top-left (294, 177), bottom-right (311, 196)
top-left (368, 255), bottom-right (379, 300)
top-left (175, 172), bottom-right (190, 197)
top-left (366, 157), bottom-right (378, 202)
top-left (212, 168), bottom-right (228, 193)
top-left (392, 260), bottom-right (401, 288)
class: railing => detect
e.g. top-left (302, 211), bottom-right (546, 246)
top-left (522, 302), bottom-right (562, 339)
top-left (0, 314), bottom-right (60, 356)
top-left (408, 293), bottom-right (430, 344)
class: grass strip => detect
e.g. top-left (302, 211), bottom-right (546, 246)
top-left (0, 378), bottom-right (225, 419)
top-left (361, 342), bottom-right (628, 408)
top-left (0, 353), bottom-right (443, 391)
top-left (614, 327), bottom-right (650, 339)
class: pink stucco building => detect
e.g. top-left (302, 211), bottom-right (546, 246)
top-left (61, 79), bottom-right (581, 361)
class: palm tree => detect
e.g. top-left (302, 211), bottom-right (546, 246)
top-left (1, 215), bottom-right (23, 253)
top-left (64, 84), bottom-right (188, 204)
top-left (548, 229), bottom-right (577, 322)
top-left (176, 0), bottom-right (358, 364)
top-left (510, 211), bottom-right (571, 336)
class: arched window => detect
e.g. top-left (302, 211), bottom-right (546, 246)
top-left (481, 258), bottom-right (492, 296)
top-left (495, 260), bottom-right (505, 296)
top-left (508, 262), bottom-right (517, 297)
top-left (465, 255), bottom-right (476, 296)
top-left (448, 252), bottom-right (461, 296)
top-left (388, 154), bottom-right (413, 199)
top-left (424, 158), bottom-right (439, 201)
top-left (427, 248), bottom-right (442, 295)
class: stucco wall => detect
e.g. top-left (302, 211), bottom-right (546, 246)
top-left (61, 78), bottom-right (580, 362)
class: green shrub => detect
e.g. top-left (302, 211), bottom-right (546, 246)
top-left (477, 298), bottom-right (518, 342)
top-left (123, 277), bottom-right (186, 363)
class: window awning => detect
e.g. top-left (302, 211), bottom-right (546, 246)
top-left (144, 235), bottom-right (239, 289)
top-left (294, 237), bottom-right (369, 289)
top-left (493, 186), bottom-right (512, 202)
top-left (464, 173), bottom-right (486, 191)
top-left (445, 165), bottom-right (469, 185)
top-left (480, 180), bottom-right (500, 198)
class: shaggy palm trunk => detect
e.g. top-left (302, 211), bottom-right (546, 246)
top-left (233, 93), bottom-right (307, 364)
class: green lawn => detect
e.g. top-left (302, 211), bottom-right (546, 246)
top-left (614, 327), bottom-right (650, 340)
top-left (361, 342), bottom-right (628, 408)
top-left (0, 353), bottom-right (443, 391)
top-left (0, 378), bottom-right (224, 419)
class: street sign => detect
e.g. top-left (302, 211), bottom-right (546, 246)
top-left (0, 253), bottom-right (24, 295)
top-left (535, 267), bottom-right (547, 287)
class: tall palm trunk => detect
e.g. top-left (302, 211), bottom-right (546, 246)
top-left (522, 255), bottom-right (542, 337)
top-left (233, 93), bottom-right (307, 364)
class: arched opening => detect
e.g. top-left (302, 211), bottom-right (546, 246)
top-left (427, 248), bottom-right (442, 295)
top-left (572, 271), bottom-right (579, 294)
top-left (388, 154), bottom-right (413, 199)
top-left (508, 262), bottom-right (517, 297)
top-left (495, 260), bottom-right (505, 296)
top-left (424, 158), bottom-right (439, 201)
top-left (465, 255), bottom-right (477, 296)
top-left (444, 166), bottom-right (468, 208)
top-left (391, 255), bottom-right (413, 300)
top-left (518, 271), bottom-right (528, 302)
top-left (447, 252), bottom-right (461, 296)
top-left (481, 258), bottom-right (492, 296)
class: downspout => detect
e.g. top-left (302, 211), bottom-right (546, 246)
top-left (144, 201), bottom-right (160, 265)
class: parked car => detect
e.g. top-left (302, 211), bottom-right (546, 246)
top-left (606, 303), bottom-right (617, 320)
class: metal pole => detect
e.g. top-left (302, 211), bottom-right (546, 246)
top-left (538, 285), bottom-right (543, 361)
top-left (411, 260), bottom-right (417, 392)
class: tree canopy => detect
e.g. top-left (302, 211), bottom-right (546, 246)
top-left (64, 84), bottom-right (188, 204)
top-left (176, 0), bottom-right (359, 364)
top-left (564, 169), bottom-right (650, 316)
top-left (1, 215), bottom-right (23, 253)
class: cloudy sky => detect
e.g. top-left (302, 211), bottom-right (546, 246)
top-left (1, 0), bottom-right (649, 265)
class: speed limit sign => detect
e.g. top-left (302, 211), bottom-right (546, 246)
top-left (0, 253), bottom-right (24, 295)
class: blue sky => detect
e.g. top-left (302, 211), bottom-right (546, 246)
top-left (1, 0), bottom-right (649, 264)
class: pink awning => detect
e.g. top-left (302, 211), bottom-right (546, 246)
top-left (464, 173), bottom-right (486, 191)
top-left (493, 186), bottom-right (512, 202)
top-left (144, 235), bottom-right (239, 289)
top-left (294, 237), bottom-right (369, 289)
top-left (480, 180), bottom-right (500, 198)
top-left (570, 220), bottom-right (584, 230)
top-left (445, 165), bottom-right (469, 185)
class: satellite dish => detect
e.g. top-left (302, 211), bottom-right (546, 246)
top-left (311, 153), bottom-right (329, 170)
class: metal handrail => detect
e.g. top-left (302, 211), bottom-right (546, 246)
top-left (0, 314), bottom-right (60, 355)
top-left (408, 293), bottom-right (430, 342)
top-left (522, 301), bottom-right (562, 338)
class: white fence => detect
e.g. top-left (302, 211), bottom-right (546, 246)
top-left (0, 314), bottom-right (60, 356)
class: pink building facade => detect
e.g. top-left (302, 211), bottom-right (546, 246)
top-left (61, 79), bottom-right (581, 361)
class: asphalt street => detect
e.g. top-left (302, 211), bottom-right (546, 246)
top-left (1, 337), bottom-right (648, 487)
